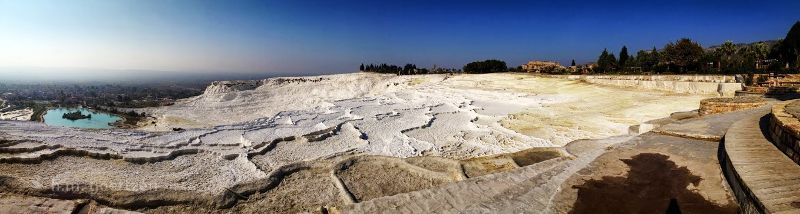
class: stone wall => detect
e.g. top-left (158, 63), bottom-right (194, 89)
top-left (542, 75), bottom-right (742, 96)
top-left (551, 74), bottom-right (737, 82)
top-left (742, 86), bottom-right (768, 93)
top-left (724, 110), bottom-right (800, 213)
top-left (719, 146), bottom-right (765, 214)
top-left (698, 97), bottom-right (767, 116)
top-left (768, 101), bottom-right (800, 165)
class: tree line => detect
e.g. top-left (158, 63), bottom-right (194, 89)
top-left (595, 21), bottom-right (800, 74)
top-left (361, 60), bottom-right (513, 75)
top-left (462, 59), bottom-right (508, 73)
top-left (360, 63), bottom-right (463, 75)
top-left (359, 21), bottom-right (800, 75)
top-left (361, 63), bottom-right (430, 75)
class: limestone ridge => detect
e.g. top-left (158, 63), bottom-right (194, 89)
top-left (203, 77), bottom-right (332, 95)
top-left (203, 80), bottom-right (266, 94)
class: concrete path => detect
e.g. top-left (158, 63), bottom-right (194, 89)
top-left (723, 112), bottom-right (800, 213)
top-left (550, 132), bottom-right (739, 213)
top-left (547, 108), bottom-right (783, 213)
top-left (654, 107), bottom-right (769, 141)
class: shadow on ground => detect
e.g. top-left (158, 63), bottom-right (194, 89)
top-left (570, 153), bottom-right (737, 214)
top-left (765, 93), bottom-right (800, 101)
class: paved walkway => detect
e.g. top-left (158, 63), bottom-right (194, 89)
top-left (654, 108), bottom-right (767, 141)
top-left (724, 112), bottom-right (800, 213)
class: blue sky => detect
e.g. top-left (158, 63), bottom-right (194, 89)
top-left (0, 0), bottom-right (798, 79)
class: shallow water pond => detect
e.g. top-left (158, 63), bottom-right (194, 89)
top-left (43, 107), bottom-right (121, 129)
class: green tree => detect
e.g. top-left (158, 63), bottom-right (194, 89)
top-left (743, 42), bottom-right (771, 72)
top-left (769, 40), bottom-right (784, 60)
top-left (607, 53), bottom-right (618, 72)
top-left (359, 64), bottom-right (365, 71)
top-left (650, 47), bottom-right (659, 63)
top-left (463, 59), bottom-right (508, 73)
top-left (782, 21), bottom-right (800, 69)
top-left (627, 55), bottom-right (638, 73)
top-left (662, 38), bottom-right (704, 73)
top-left (635, 50), bottom-right (650, 71)
top-left (619, 46), bottom-right (629, 70)
top-left (596, 50), bottom-right (619, 73)
top-left (597, 49), bottom-right (609, 73)
top-left (752, 42), bottom-right (770, 60)
top-left (640, 47), bottom-right (660, 72)
top-left (739, 46), bottom-right (757, 71)
top-left (700, 51), bottom-right (717, 73)
top-left (403, 64), bottom-right (417, 75)
top-left (571, 59), bottom-right (576, 66)
top-left (715, 41), bottom-right (737, 73)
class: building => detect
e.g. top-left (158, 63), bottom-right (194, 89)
top-left (521, 60), bottom-right (565, 73)
top-left (578, 63), bottom-right (597, 74)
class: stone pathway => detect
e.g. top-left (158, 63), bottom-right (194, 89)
top-left (653, 107), bottom-right (769, 141)
top-left (546, 108), bottom-right (781, 213)
top-left (723, 111), bottom-right (800, 213)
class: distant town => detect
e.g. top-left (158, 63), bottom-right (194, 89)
top-left (0, 82), bottom-right (206, 122)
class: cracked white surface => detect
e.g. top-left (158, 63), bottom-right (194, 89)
top-left (0, 73), bottom-right (723, 213)
top-left (0, 73), bottom-right (713, 164)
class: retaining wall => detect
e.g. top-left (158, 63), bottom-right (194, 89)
top-left (768, 101), bottom-right (800, 165)
top-left (543, 75), bottom-right (742, 96)
top-left (698, 98), bottom-right (767, 116)
top-left (723, 110), bottom-right (800, 213)
top-left (719, 144), bottom-right (764, 214)
top-left (554, 75), bottom-right (737, 83)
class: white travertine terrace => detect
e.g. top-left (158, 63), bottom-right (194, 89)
top-left (0, 72), bottom-right (724, 212)
top-left (0, 108), bottom-right (32, 121)
top-left (1, 73), bottom-right (720, 163)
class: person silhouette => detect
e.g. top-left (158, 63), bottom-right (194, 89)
top-left (666, 198), bottom-right (682, 214)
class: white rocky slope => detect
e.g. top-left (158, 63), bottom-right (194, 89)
top-left (0, 72), bottom-right (720, 213)
top-left (0, 108), bottom-right (33, 121)
top-left (143, 73), bottom-right (408, 130)
top-left (1, 73), bottom-right (715, 162)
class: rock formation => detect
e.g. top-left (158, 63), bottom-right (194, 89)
top-left (0, 72), bottom-right (730, 213)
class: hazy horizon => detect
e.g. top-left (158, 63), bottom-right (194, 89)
top-left (0, 67), bottom-right (340, 84)
top-left (1, 0), bottom-right (798, 82)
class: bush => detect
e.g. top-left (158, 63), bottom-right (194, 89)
top-left (463, 60), bottom-right (508, 73)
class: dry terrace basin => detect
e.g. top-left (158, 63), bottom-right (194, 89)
top-left (699, 97), bottom-right (767, 116)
